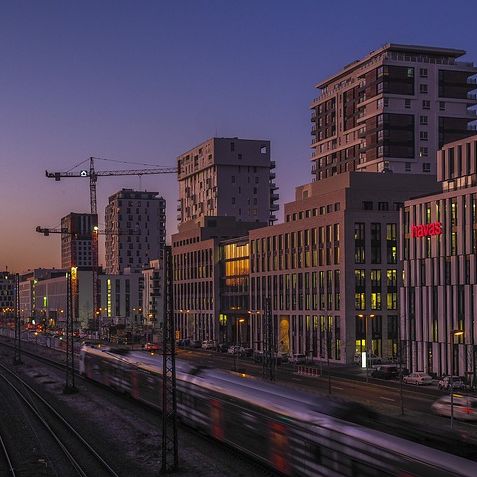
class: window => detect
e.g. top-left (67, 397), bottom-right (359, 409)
top-left (405, 162), bottom-right (411, 172)
top-left (405, 99), bottom-right (411, 109)
top-left (371, 223), bottom-right (381, 264)
top-left (232, 197), bottom-right (236, 204)
top-left (419, 146), bottom-right (428, 157)
top-left (354, 223), bottom-right (365, 264)
top-left (439, 101), bottom-right (446, 111)
top-left (420, 131), bottom-right (428, 141)
top-left (419, 84), bottom-right (428, 94)
top-left (420, 115), bottom-right (428, 125)
top-left (386, 224), bottom-right (397, 264)
top-left (419, 68), bottom-right (428, 78)
top-left (378, 202), bottom-right (389, 211)
top-left (355, 269), bottom-right (366, 310)
top-left (231, 175), bottom-right (236, 183)
top-left (423, 163), bottom-right (431, 173)
top-left (422, 100), bottom-right (430, 109)
top-left (363, 201), bottom-right (373, 210)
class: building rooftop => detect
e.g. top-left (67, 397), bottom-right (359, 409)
top-left (315, 43), bottom-right (468, 90)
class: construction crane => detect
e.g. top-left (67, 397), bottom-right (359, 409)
top-left (45, 156), bottom-right (177, 215)
top-left (44, 156), bottom-right (176, 333)
top-left (35, 225), bottom-right (138, 237)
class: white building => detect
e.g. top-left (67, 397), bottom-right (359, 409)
top-left (98, 269), bottom-right (143, 328)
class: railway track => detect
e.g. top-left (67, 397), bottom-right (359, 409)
top-left (0, 429), bottom-right (16, 477)
top-left (0, 338), bottom-right (277, 476)
top-left (0, 360), bottom-right (120, 477)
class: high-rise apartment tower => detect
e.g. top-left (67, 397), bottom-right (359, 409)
top-left (105, 189), bottom-right (166, 274)
top-left (311, 44), bottom-right (477, 179)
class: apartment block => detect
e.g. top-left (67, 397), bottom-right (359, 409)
top-left (105, 189), bottom-right (166, 274)
top-left (61, 213), bottom-right (98, 268)
top-left (177, 138), bottom-right (279, 225)
top-left (401, 135), bottom-right (477, 383)
top-left (311, 44), bottom-right (477, 179)
top-left (249, 172), bottom-right (438, 364)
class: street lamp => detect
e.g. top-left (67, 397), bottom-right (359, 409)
top-left (358, 314), bottom-right (375, 383)
top-left (234, 318), bottom-right (245, 372)
top-left (450, 329), bottom-right (464, 429)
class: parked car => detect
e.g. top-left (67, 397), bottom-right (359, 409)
top-left (371, 365), bottom-right (399, 380)
top-left (177, 339), bottom-right (191, 347)
top-left (201, 340), bottom-right (216, 350)
top-left (438, 375), bottom-right (466, 391)
top-left (217, 343), bottom-right (229, 353)
top-left (242, 347), bottom-right (253, 357)
top-left (253, 351), bottom-right (286, 364)
top-left (227, 345), bottom-right (245, 355)
top-left (403, 372), bottom-right (433, 385)
top-left (431, 394), bottom-right (477, 421)
top-left (189, 340), bottom-right (202, 348)
top-left (289, 353), bottom-right (307, 364)
top-left (144, 342), bottom-right (159, 351)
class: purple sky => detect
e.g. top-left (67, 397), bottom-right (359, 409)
top-left (1, 1), bottom-right (476, 272)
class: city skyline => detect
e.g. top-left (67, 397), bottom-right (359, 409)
top-left (1, 1), bottom-right (477, 272)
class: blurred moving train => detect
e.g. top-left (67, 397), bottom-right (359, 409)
top-left (79, 345), bottom-right (475, 477)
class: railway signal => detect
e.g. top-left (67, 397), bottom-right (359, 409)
top-left (63, 268), bottom-right (78, 394)
top-left (13, 273), bottom-right (22, 366)
top-left (161, 245), bottom-right (178, 473)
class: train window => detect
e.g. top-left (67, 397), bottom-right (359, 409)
top-left (307, 442), bottom-right (321, 463)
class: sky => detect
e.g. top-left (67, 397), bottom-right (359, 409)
top-left (1, 0), bottom-right (476, 272)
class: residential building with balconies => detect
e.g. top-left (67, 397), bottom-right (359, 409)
top-left (311, 44), bottom-right (477, 180)
top-left (177, 138), bottom-right (279, 225)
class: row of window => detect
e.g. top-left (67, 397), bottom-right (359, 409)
top-left (251, 225), bottom-right (340, 272)
top-left (354, 223), bottom-right (398, 264)
top-left (250, 270), bottom-right (341, 312)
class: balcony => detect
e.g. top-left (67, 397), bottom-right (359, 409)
top-left (270, 203), bottom-right (279, 212)
top-left (270, 182), bottom-right (278, 190)
top-left (468, 124), bottom-right (477, 131)
top-left (269, 171), bottom-right (276, 180)
top-left (269, 214), bottom-right (277, 222)
top-left (270, 160), bottom-right (276, 169)
top-left (270, 192), bottom-right (279, 201)
top-left (468, 77), bottom-right (477, 85)
top-left (468, 92), bottom-right (477, 100)
top-left (176, 213), bottom-right (182, 221)
top-left (358, 128), bottom-right (366, 139)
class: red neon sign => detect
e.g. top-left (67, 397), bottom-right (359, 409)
top-left (411, 221), bottom-right (442, 238)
